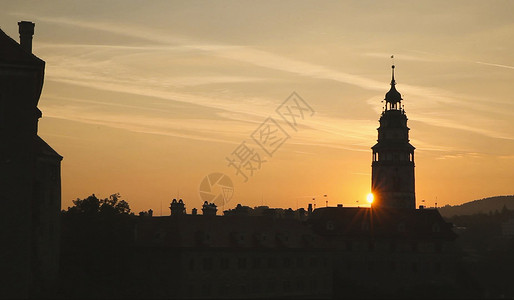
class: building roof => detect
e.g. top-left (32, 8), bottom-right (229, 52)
top-left (308, 207), bottom-right (456, 240)
top-left (372, 141), bottom-right (415, 151)
top-left (36, 135), bottom-right (63, 160)
top-left (0, 27), bottom-right (44, 66)
top-left (384, 65), bottom-right (402, 104)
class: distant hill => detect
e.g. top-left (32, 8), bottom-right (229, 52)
top-left (437, 195), bottom-right (514, 218)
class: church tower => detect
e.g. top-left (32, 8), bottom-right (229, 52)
top-left (371, 65), bottom-right (415, 209)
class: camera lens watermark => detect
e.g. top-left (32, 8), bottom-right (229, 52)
top-left (225, 92), bottom-right (314, 183)
top-left (198, 172), bottom-right (234, 208)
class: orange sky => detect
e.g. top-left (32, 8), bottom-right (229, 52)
top-left (2, 1), bottom-right (514, 214)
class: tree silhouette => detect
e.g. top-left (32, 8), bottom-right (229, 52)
top-left (99, 193), bottom-right (131, 215)
top-left (60, 193), bottom-right (135, 298)
top-left (64, 193), bottom-right (131, 215)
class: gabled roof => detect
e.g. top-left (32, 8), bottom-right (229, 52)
top-left (36, 135), bottom-right (63, 160)
top-left (0, 27), bottom-right (44, 66)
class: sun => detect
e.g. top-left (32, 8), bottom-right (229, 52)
top-left (366, 193), bottom-right (374, 204)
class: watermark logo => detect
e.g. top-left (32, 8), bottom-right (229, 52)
top-left (251, 117), bottom-right (290, 157)
top-left (198, 173), bottom-right (234, 207)
top-left (226, 92), bottom-right (314, 182)
top-left (198, 92), bottom-right (314, 207)
top-left (225, 141), bottom-right (267, 183)
top-left (276, 92), bottom-right (315, 131)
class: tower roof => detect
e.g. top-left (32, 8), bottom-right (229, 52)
top-left (384, 65), bottom-right (402, 104)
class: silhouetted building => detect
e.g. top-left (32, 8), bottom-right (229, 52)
top-left (309, 206), bottom-right (458, 298)
top-left (372, 65), bottom-right (416, 209)
top-left (0, 21), bottom-right (62, 298)
top-left (131, 198), bottom-right (459, 299)
top-left (170, 198), bottom-right (186, 215)
top-left (201, 201), bottom-right (218, 216)
top-left (134, 210), bottom-right (331, 299)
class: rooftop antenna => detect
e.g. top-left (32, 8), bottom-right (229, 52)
top-left (160, 199), bottom-right (163, 216)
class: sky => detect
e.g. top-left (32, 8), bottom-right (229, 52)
top-left (2, 0), bottom-right (514, 214)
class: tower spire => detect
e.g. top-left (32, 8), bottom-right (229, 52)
top-left (384, 64), bottom-right (402, 110)
top-left (391, 64), bottom-right (396, 86)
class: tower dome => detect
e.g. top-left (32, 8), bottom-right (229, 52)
top-left (384, 65), bottom-right (402, 109)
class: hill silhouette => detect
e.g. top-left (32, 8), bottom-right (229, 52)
top-left (438, 195), bottom-right (514, 218)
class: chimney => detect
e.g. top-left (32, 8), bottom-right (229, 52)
top-left (18, 21), bottom-right (35, 53)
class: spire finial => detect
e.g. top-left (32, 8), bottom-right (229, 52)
top-left (390, 55), bottom-right (396, 86)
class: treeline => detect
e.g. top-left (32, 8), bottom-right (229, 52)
top-left (59, 194), bottom-right (140, 298)
top-left (445, 205), bottom-right (514, 299)
top-left (446, 204), bottom-right (513, 252)
top-left (438, 195), bottom-right (514, 218)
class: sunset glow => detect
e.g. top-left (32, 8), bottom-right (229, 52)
top-left (367, 193), bottom-right (374, 204)
top-left (2, 1), bottom-right (513, 213)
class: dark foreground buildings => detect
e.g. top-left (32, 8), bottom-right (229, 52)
top-left (0, 22), bottom-right (62, 298)
top-left (1, 21), bottom-right (465, 299)
top-left (130, 201), bottom-right (459, 299)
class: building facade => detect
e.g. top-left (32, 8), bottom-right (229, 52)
top-left (134, 210), bottom-right (332, 299)
top-left (0, 22), bottom-right (62, 298)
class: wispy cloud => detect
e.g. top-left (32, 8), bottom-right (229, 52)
top-left (476, 61), bottom-right (514, 70)
top-left (24, 14), bottom-right (514, 149)
top-left (41, 98), bottom-right (245, 145)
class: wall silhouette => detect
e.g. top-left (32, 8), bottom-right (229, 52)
top-left (0, 21), bottom-right (62, 298)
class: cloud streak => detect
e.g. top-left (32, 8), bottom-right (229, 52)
top-left (26, 14), bottom-right (514, 151)
top-left (476, 61), bottom-right (514, 70)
